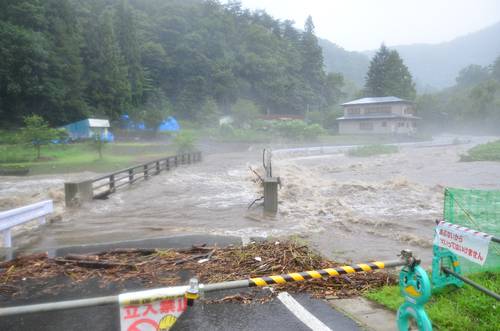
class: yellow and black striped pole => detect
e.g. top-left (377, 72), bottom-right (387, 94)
top-left (202, 259), bottom-right (406, 292)
top-left (0, 259), bottom-right (407, 317)
top-left (249, 261), bottom-right (389, 287)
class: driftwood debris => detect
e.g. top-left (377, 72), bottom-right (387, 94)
top-left (0, 241), bottom-right (396, 303)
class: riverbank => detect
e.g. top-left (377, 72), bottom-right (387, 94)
top-left (0, 142), bottom-right (174, 175)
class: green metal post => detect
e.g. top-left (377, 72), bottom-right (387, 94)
top-left (431, 245), bottom-right (462, 291)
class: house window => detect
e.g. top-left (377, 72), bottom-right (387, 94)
top-left (347, 107), bottom-right (361, 115)
top-left (359, 122), bottom-right (373, 131)
top-left (381, 121), bottom-right (387, 127)
top-left (398, 122), bottom-right (405, 127)
top-left (365, 106), bottom-right (392, 115)
top-left (404, 106), bottom-right (415, 115)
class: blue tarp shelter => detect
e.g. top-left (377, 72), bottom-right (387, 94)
top-left (119, 115), bottom-right (180, 132)
top-left (158, 116), bottom-right (180, 132)
top-left (62, 118), bottom-right (114, 142)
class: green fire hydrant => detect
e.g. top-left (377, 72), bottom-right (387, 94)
top-left (397, 250), bottom-right (432, 331)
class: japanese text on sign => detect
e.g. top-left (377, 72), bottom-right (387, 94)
top-left (119, 286), bottom-right (188, 331)
top-left (434, 221), bottom-right (492, 266)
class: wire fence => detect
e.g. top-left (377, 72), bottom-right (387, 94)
top-left (443, 188), bottom-right (500, 274)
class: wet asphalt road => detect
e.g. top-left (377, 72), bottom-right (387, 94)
top-left (0, 292), bottom-right (361, 331)
top-left (0, 236), bottom-right (362, 331)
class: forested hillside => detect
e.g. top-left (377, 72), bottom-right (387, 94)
top-left (417, 55), bottom-right (500, 133)
top-left (0, 0), bottom-right (344, 127)
top-left (372, 22), bottom-right (500, 90)
top-left (319, 22), bottom-right (500, 90)
top-left (318, 38), bottom-right (369, 86)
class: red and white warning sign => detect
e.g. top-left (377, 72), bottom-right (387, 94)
top-left (119, 286), bottom-right (188, 331)
top-left (434, 221), bottom-right (492, 265)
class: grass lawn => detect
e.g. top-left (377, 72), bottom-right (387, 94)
top-left (347, 144), bottom-right (399, 157)
top-left (461, 140), bottom-right (500, 161)
top-left (365, 271), bottom-right (499, 331)
top-left (0, 142), bottom-right (174, 175)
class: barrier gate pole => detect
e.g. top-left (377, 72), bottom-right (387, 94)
top-left (0, 258), bottom-right (407, 317)
top-left (204, 259), bottom-right (405, 291)
top-left (442, 267), bottom-right (500, 301)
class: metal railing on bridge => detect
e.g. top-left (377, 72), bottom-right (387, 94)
top-left (64, 151), bottom-right (202, 206)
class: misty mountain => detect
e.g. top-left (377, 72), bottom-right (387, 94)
top-left (318, 38), bottom-right (369, 86)
top-left (389, 21), bottom-right (500, 90)
top-left (321, 21), bottom-right (500, 91)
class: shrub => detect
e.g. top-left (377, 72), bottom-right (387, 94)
top-left (460, 140), bottom-right (500, 161)
top-left (347, 144), bottom-right (398, 157)
top-left (173, 131), bottom-right (197, 153)
top-left (270, 120), bottom-right (326, 141)
top-left (231, 99), bottom-right (260, 128)
top-left (0, 130), bottom-right (20, 145)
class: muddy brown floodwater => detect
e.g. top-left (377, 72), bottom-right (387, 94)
top-left (1, 135), bottom-right (499, 265)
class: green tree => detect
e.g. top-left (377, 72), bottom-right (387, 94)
top-left (21, 114), bottom-right (59, 159)
top-left (469, 80), bottom-right (499, 117)
top-left (456, 64), bottom-right (490, 87)
top-left (82, 6), bottom-right (130, 120)
top-left (43, 0), bottom-right (86, 124)
top-left (492, 55), bottom-right (500, 82)
top-left (0, 0), bottom-right (341, 126)
top-left (140, 89), bottom-right (171, 134)
top-left (90, 133), bottom-right (106, 159)
top-left (0, 0), bottom-right (49, 124)
top-left (115, 0), bottom-right (145, 106)
top-left (173, 131), bottom-right (197, 153)
top-left (231, 99), bottom-right (260, 128)
top-left (364, 44), bottom-right (416, 99)
top-left (300, 16), bottom-right (326, 108)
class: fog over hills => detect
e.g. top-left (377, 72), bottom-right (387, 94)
top-left (319, 38), bottom-right (370, 87)
top-left (321, 21), bottom-right (500, 91)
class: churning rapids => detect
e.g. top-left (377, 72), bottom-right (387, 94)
top-left (1, 135), bottom-right (500, 263)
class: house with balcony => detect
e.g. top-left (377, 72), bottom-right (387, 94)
top-left (337, 96), bottom-right (419, 134)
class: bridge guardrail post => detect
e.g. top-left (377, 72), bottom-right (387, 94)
top-left (128, 169), bottom-right (133, 184)
top-left (109, 175), bottom-right (115, 193)
top-left (144, 164), bottom-right (148, 179)
top-left (65, 180), bottom-right (93, 207)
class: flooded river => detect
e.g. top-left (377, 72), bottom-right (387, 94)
top-left (1, 135), bottom-right (499, 264)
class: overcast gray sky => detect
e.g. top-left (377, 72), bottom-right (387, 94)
top-left (231, 0), bottom-right (500, 51)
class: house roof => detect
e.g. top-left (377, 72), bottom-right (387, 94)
top-left (88, 118), bottom-right (110, 128)
top-left (336, 114), bottom-right (420, 121)
top-left (341, 96), bottom-right (412, 106)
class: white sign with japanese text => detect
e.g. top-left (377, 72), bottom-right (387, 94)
top-left (434, 221), bottom-right (492, 265)
top-left (119, 286), bottom-right (188, 331)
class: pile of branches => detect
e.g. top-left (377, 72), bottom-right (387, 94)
top-left (0, 241), bottom-right (396, 303)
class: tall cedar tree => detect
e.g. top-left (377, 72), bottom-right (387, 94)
top-left (301, 16), bottom-right (327, 110)
top-left (364, 44), bottom-right (416, 100)
top-left (115, 1), bottom-right (145, 106)
top-left (82, 6), bottom-right (130, 120)
top-left (0, 0), bottom-right (48, 124)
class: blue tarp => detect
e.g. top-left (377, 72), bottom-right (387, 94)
top-left (120, 115), bottom-right (180, 132)
top-left (158, 116), bottom-right (180, 132)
